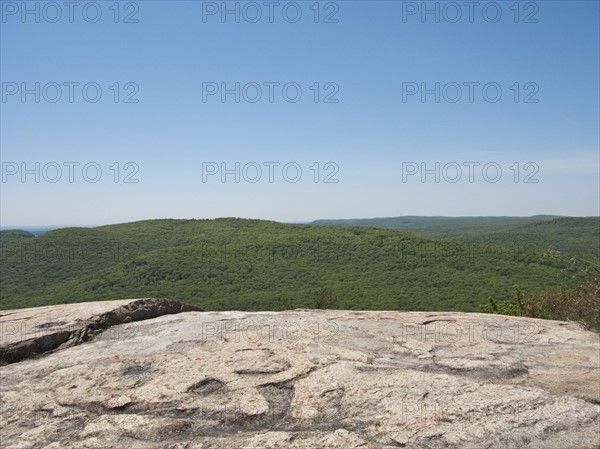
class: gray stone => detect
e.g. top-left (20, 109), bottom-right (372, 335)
top-left (1, 303), bottom-right (598, 448)
top-left (0, 298), bottom-right (203, 363)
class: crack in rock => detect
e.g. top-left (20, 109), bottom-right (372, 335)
top-left (187, 378), bottom-right (225, 395)
top-left (0, 298), bottom-right (203, 364)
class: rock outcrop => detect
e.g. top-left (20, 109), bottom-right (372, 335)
top-left (1, 303), bottom-right (599, 448)
top-left (0, 298), bottom-right (203, 364)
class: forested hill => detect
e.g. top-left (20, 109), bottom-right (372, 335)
top-left (311, 216), bottom-right (560, 239)
top-left (0, 229), bottom-right (35, 246)
top-left (0, 218), bottom-right (587, 311)
top-left (458, 217), bottom-right (600, 259)
top-left (312, 216), bottom-right (599, 258)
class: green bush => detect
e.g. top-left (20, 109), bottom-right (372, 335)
top-left (482, 276), bottom-right (600, 333)
top-left (308, 288), bottom-right (339, 309)
top-left (481, 285), bottom-right (526, 316)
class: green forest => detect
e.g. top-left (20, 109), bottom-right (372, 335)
top-left (1, 217), bottom-right (597, 312)
top-left (312, 216), bottom-right (599, 255)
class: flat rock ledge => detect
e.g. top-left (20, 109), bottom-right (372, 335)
top-left (0, 298), bottom-right (203, 364)
top-left (0, 305), bottom-right (599, 448)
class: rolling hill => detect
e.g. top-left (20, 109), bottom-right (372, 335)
top-left (0, 229), bottom-right (35, 246)
top-left (459, 217), bottom-right (600, 259)
top-left (311, 216), bottom-right (560, 239)
top-left (312, 216), bottom-right (599, 258)
top-left (0, 218), bottom-right (588, 312)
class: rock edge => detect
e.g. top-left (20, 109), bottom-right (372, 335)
top-left (0, 298), bottom-right (203, 364)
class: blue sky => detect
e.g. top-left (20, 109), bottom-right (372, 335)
top-left (1, 0), bottom-right (599, 226)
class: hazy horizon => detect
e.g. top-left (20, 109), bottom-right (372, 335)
top-left (4, 213), bottom-right (599, 230)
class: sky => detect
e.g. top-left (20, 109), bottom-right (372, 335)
top-left (1, 0), bottom-right (599, 226)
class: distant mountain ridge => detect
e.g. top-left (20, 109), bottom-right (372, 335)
top-left (311, 215), bottom-right (561, 236)
top-left (311, 215), bottom-right (599, 258)
top-left (0, 218), bottom-right (591, 312)
top-left (0, 225), bottom-right (95, 236)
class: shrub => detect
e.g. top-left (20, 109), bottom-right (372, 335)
top-left (483, 252), bottom-right (600, 332)
top-left (523, 276), bottom-right (600, 332)
top-left (482, 276), bottom-right (600, 333)
top-left (482, 285), bottom-right (526, 317)
top-left (309, 288), bottom-right (339, 309)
